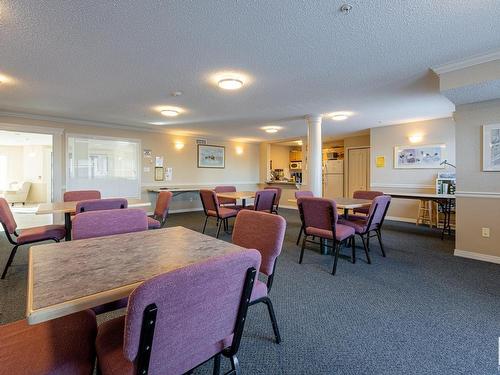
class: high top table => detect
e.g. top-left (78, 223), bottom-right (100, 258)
top-left (36, 198), bottom-right (151, 241)
top-left (26, 226), bottom-right (245, 324)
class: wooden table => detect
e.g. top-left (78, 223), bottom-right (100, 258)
top-left (288, 197), bottom-right (372, 218)
top-left (387, 192), bottom-right (455, 239)
top-left (36, 198), bottom-right (151, 241)
top-left (216, 191), bottom-right (256, 208)
top-left (26, 226), bottom-right (245, 325)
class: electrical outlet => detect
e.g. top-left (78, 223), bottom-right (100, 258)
top-left (481, 227), bottom-right (490, 238)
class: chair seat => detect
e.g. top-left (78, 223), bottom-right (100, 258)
top-left (147, 216), bottom-right (161, 229)
top-left (306, 224), bottom-right (355, 241)
top-left (17, 224), bottom-right (66, 244)
top-left (96, 316), bottom-right (233, 375)
top-left (250, 279), bottom-right (268, 301)
top-left (0, 310), bottom-right (97, 375)
top-left (207, 207), bottom-right (238, 219)
top-left (338, 217), bottom-right (368, 234)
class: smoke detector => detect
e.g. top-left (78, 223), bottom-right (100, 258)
top-left (340, 4), bottom-right (352, 14)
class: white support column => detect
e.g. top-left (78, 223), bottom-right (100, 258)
top-left (306, 115), bottom-right (323, 197)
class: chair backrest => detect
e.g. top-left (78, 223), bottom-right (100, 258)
top-left (297, 197), bottom-right (337, 232)
top-left (199, 189), bottom-right (219, 214)
top-left (0, 198), bottom-right (17, 234)
top-left (154, 191), bottom-right (173, 221)
top-left (123, 250), bottom-right (261, 375)
top-left (254, 190), bottom-right (275, 213)
top-left (294, 190), bottom-right (314, 199)
top-left (72, 208), bottom-right (148, 240)
top-left (264, 186), bottom-right (282, 206)
top-left (233, 210), bottom-right (286, 277)
top-left (63, 190), bottom-right (101, 202)
top-left (76, 198), bottom-right (128, 213)
top-left (353, 190), bottom-right (384, 215)
top-left (214, 186), bottom-right (237, 205)
top-left (366, 195), bottom-right (392, 231)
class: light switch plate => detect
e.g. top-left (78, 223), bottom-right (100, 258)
top-left (481, 227), bottom-right (490, 238)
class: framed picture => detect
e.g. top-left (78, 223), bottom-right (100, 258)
top-left (154, 167), bottom-right (164, 181)
top-left (197, 144), bottom-right (225, 168)
top-left (394, 144), bottom-right (446, 169)
top-left (482, 124), bottom-right (500, 171)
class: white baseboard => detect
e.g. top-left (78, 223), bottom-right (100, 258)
top-left (385, 215), bottom-right (417, 224)
top-left (454, 249), bottom-right (500, 264)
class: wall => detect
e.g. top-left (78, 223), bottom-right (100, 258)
top-left (370, 118), bottom-right (456, 221)
top-left (454, 99), bottom-right (500, 262)
top-left (270, 144), bottom-right (291, 178)
top-left (0, 115), bottom-right (260, 212)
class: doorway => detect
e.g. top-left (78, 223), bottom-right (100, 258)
top-left (347, 147), bottom-right (370, 197)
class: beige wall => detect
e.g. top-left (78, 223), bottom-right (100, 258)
top-left (370, 118), bottom-right (456, 221)
top-left (454, 99), bottom-right (500, 262)
top-left (439, 60), bottom-right (500, 91)
top-left (0, 115), bottom-right (260, 212)
top-left (270, 144), bottom-right (291, 178)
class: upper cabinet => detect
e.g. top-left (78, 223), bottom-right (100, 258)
top-left (289, 149), bottom-right (302, 161)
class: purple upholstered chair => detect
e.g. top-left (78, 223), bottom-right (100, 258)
top-left (339, 195), bottom-right (391, 259)
top-left (75, 198), bottom-right (128, 213)
top-left (294, 191), bottom-right (314, 245)
top-left (352, 190), bottom-right (384, 216)
top-left (200, 189), bottom-right (238, 238)
top-left (264, 186), bottom-right (282, 213)
top-left (214, 185), bottom-right (238, 207)
top-left (63, 190), bottom-right (101, 202)
top-left (148, 191), bottom-right (173, 229)
top-left (95, 250), bottom-right (261, 375)
top-left (0, 198), bottom-right (66, 279)
top-left (232, 210), bottom-right (286, 344)
top-left (245, 189), bottom-right (276, 213)
top-left (297, 197), bottom-right (357, 275)
top-left (72, 208), bottom-right (148, 315)
top-left (0, 310), bottom-right (97, 375)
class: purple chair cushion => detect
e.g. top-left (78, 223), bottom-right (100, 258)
top-left (147, 216), bottom-right (161, 229)
top-left (154, 191), bottom-right (173, 220)
top-left (352, 190), bottom-right (383, 215)
top-left (207, 207), bottom-right (238, 219)
top-left (72, 208), bottom-right (148, 240)
top-left (366, 195), bottom-right (391, 231)
top-left (214, 186), bottom-right (237, 205)
top-left (294, 191), bottom-right (314, 199)
top-left (200, 189), bottom-right (219, 212)
top-left (253, 190), bottom-right (276, 212)
top-left (0, 198), bottom-right (18, 234)
top-left (297, 197), bottom-right (338, 231)
top-left (232, 210), bottom-right (286, 276)
top-left (264, 186), bottom-right (282, 206)
top-left (17, 225), bottom-right (66, 244)
top-left (306, 224), bottom-right (355, 241)
top-left (63, 190), bottom-right (101, 202)
top-left (337, 217), bottom-right (367, 234)
top-left (76, 198), bottom-right (128, 213)
top-left (0, 310), bottom-right (97, 375)
top-left (250, 279), bottom-right (268, 301)
top-left (110, 250), bottom-right (261, 375)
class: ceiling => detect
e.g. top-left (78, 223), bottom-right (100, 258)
top-left (0, 1), bottom-right (499, 141)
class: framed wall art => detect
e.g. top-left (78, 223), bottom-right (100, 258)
top-left (197, 144), bottom-right (225, 168)
top-left (394, 144), bottom-right (446, 169)
top-left (482, 124), bottom-right (500, 171)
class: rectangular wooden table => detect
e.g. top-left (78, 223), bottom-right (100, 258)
top-left (216, 191), bottom-right (256, 208)
top-left (36, 198), bottom-right (151, 241)
top-left (288, 197), bottom-right (372, 218)
top-left (27, 226), bottom-right (245, 325)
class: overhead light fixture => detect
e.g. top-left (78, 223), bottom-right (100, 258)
top-left (161, 109), bottom-right (179, 117)
top-left (218, 78), bottom-right (244, 90)
top-left (327, 111), bottom-right (353, 121)
top-left (149, 121), bottom-right (169, 126)
top-left (296, 140), bottom-right (303, 145)
top-left (261, 126), bottom-right (281, 134)
top-left (331, 114), bottom-right (348, 121)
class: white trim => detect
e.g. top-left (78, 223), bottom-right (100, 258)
top-left (455, 191), bottom-right (500, 199)
top-left (371, 183), bottom-right (435, 189)
top-left (0, 121), bottom-right (64, 135)
top-left (454, 249), bottom-right (500, 265)
top-left (141, 181), bottom-right (260, 188)
top-left (385, 215), bottom-right (417, 224)
top-left (432, 49), bottom-right (500, 75)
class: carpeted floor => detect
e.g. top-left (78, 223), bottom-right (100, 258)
top-left (1, 209), bottom-right (499, 374)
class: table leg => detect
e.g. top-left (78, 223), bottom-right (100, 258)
top-left (64, 212), bottom-right (72, 241)
top-left (344, 208), bottom-right (349, 219)
top-left (241, 198), bottom-right (246, 208)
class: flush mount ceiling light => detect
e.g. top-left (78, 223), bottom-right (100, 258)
top-left (332, 114), bottom-right (348, 121)
top-left (261, 126), bottom-right (281, 133)
top-left (327, 111), bottom-right (353, 121)
top-left (161, 109), bottom-right (179, 117)
top-left (154, 105), bottom-right (185, 118)
top-left (218, 78), bottom-right (244, 90)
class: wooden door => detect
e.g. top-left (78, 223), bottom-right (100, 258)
top-left (348, 147), bottom-right (370, 197)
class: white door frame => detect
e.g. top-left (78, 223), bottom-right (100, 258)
top-left (0, 122), bottom-right (64, 201)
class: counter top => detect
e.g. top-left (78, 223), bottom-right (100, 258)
top-left (265, 181), bottom-right (300, 186)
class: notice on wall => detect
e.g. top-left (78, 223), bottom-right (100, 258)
top-left (165, 167), bottom-right (173, 181)
top-left (376, 156), bottom-right (385, 168)
top-left (155, 156), bottom-right (164, 167)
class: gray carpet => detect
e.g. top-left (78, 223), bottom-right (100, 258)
top-left (1, 209), bottom-right (499, 374)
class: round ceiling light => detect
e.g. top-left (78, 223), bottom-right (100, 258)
top-left (218, 78), bottom-right (244, 90)
top-left (262, 126), bottom-right (280, 133)
top-left (331, 114), bottom-right (348, 121)
top-left (160, 109), bottom-right (180, 117)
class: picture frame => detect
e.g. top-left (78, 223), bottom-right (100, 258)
top-left (482, 124), bottom-right (500, 171)
top-left (197, 144), bottom-right (225, 168)
top-left (394, 144), bottom-right (446, 169)
top-left (154, 167), bottom-right (164, 181)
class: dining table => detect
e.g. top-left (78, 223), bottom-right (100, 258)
top-left (216, 191), bottom-right (256, 208)
top-left (26, 226), bottom-right (246, 325)
top-left (288, 197), bottom-right (372, 218)
top-left (36, 198), bottom-right (151, 241)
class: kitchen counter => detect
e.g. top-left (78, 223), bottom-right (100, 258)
top-left (265, 181), bottom-right (301, 186)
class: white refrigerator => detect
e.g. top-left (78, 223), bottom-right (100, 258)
top-left (323, 160), bottom-right (344, 199)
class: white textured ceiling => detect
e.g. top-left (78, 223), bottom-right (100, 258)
top-left (0, 1), bottom-right (499, 141)
top-left (442, 79), bottom-right (500, 106)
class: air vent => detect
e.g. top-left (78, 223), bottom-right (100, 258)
top-left (196, 139), bottom-right (207, 145)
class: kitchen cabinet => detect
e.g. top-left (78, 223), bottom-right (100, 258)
top-left (289, 149), bottom-right (302, 161)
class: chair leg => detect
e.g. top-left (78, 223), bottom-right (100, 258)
top-left (263, 297), bottom-right (282, 344)
top-left (351, 236), bottom-right (356, 264)
top-left (228, 355), bottom-right (241, 375)
top-left (331, 242), bottom-right (340, 275)
top-left (213, 354), bottom-right (221, 375)
top-left (1, 245), bottom-right (19, 279)
top-left (376, 230), bottom-right (386, 257)
top-left (202, 216), bottom-right (209, 234)
top-left (366, 234), bottom-right (370, 251)
top-left (216, 219), bottom-right (222, 238)
top-left (299, 235), bottom-right (307, 264)
top-left (360, 235), bottom-right (371, 264)
top-left (296, 227), bottom-right (303, 246)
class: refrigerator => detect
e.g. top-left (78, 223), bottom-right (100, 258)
top-left (323, 159), bottom-right (344, 199)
